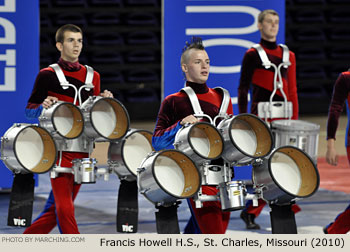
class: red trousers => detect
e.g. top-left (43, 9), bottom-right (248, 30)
top-left (188, 186), bottom-right (230, 234)
top-left (23, 152), bottom-right (86, 234)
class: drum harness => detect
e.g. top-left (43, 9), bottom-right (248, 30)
top-left (254, 44), bottom-right (293, 121)
top-left (48, 64), bottom-right (102, 180)
top-left (50, 63), bottom-right (95, 106)
top-left (180, 87), bottom-right (259, 208)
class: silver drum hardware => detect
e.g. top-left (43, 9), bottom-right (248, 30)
top-left (252, 146), bottom-right (319, 205)
top-left (108, 129), bottom-right (153, 181)
top-left (271, 119), bottom-right (320, 163)
top-left (72, 158), bottom-right (97, 184)
top-left (218, 181), bottom-right (245, 211)
top-left (218, 113), bottom-right (274, 165)
top-left (80, 96), bottom-right (130, 141)
top-left (1, 123), bottom-right (57, 174)
top-left (174, 122), bottom-right (223, 165)
top-left (39, 101), bottom-right (84, 139)
top-left (137, 150), bottom-right (201, 207)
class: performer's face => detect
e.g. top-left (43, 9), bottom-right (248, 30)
top-left (182, 49), bottom-right (210, 84)
top-left (56, 31), bottom-right (83, 62)
top-left (258, 13), bottom-right (279, 41)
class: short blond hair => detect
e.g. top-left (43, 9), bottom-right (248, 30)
top-left (180, 37), bottom-right (205, 65)
top-left (258, 9), bottom-right (279, 23)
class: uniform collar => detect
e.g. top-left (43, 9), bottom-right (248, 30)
top-left (186, 81), bottom-right (209, 94)
top-left (58, 58), bottom-right (81, 71)
top-left (260, 38), bottom-right (278, 50)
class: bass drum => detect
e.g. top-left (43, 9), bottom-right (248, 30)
top-left (108, 129), bottom-right (153, 181)
top-left (138, 150), bottom-right (201, 206)
top-left (39, 101), bottom-right (84, 139)
top-left (80, 96), bottom-right (130, 141)
top-left (271, 119), bottom-right (320, 163)
top-left (1, 123), bottom-right (57, 174)
top-left (252, 146), bottom-right (319, 205)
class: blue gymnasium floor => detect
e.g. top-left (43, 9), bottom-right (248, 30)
top-left (0, 172), bottom-right (349, 234)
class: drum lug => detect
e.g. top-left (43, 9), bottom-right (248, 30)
top-left (139, 187), bottom-right (150, 194)
top-left (252, 158), bottom-right (263, 166)
top-left (14, 169), bottom-right (22, 174)
top-left (137, 167), bottom-right (146, 173)
top-left (1, 136), bottom-right (8, 142)
top-left (184, 186), bottom-right (193, 193)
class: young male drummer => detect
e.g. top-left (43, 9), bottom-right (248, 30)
top-left (152, 37), bottom-right (233, 233)
top-left (23, 24), bottom-right (113, 234)
top-left (237, 9), bottom-right (300, 230)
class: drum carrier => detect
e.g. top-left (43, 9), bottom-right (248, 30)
top-left (252, 43), bottom-right (320, 206)
top-left (253, 43), bottom-right (320, 164)
top-left (44, 64), bottom-right (130, 183)
top-left (175, 86), bottom-right (273, 211)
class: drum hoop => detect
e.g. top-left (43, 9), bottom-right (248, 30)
top-left (120, 129), bottom-right (153, 177)
top-left (187, 122), bottom-right (224, 160)
top-left (150, 150), bottom-right (201, 199)
top-left (267, 145), bottom-right (319, 198)
top-left (13, 125), bottom-right (57, 174)
top-left (89, 97), bottom-right (130, 140)
top-left (271, 119), bottom-right (320, 132)
top-left (228, 113), bottom-right (274, 158)
top-left (51, 102), bottom-right (84, 139)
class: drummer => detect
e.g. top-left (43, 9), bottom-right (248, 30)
top-left (23, 24), bottom-right (113, 234)
top-left (237, 9), bottom-right (300, 229)
top-left (152, 37), bottom-right (234, 234)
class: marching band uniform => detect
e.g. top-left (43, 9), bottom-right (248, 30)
top-left (238, 38), bottom-right (298, 119)
top-left (237, 38), bottom-right (300, 229)
top-left (324, 71), bottom-right (350, 234)
top-left (23, 58), bottom-right (100, 234)
top-left (152, 81), bottom-right (233, 234)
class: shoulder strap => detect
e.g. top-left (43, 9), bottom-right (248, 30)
top-left (49, 63), bottom-right (69, 89)
top-left (213, 87), bottom-right (230, 117)
top-left (279, 44), bottom-right (291, 68)
top-left (84, 65), bottom-right (95, 91)
top-left (252, 44), bottom-right (272, 69)
top-left (181, 86), bottom-right (203, 115)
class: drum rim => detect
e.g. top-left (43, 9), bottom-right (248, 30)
top-left (13, 125), bottom-right (58, 174)
top-left (51, 102), bottom-right (85, 139)
top-left (267, 145), bottom-right (320, 199)
top-left (120, 129), bottom-right (153, 177)
top-left (187, 121), bottom-right (224, 160)
top-left (271, 119), bottom-right (320, 131)
top-left (228, 113), bottom-right (274, 158)
top-left (150, 149), bottom-right (201, 199)
top-left (88, 97), bottom-right (130, 140)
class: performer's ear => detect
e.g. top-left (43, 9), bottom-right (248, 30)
top-left (56, 42), bottom-right (63, 52)
top-left (181, 63), bottom-right (188, 73)
top-left (257, 22), bottom-right (262, 31)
